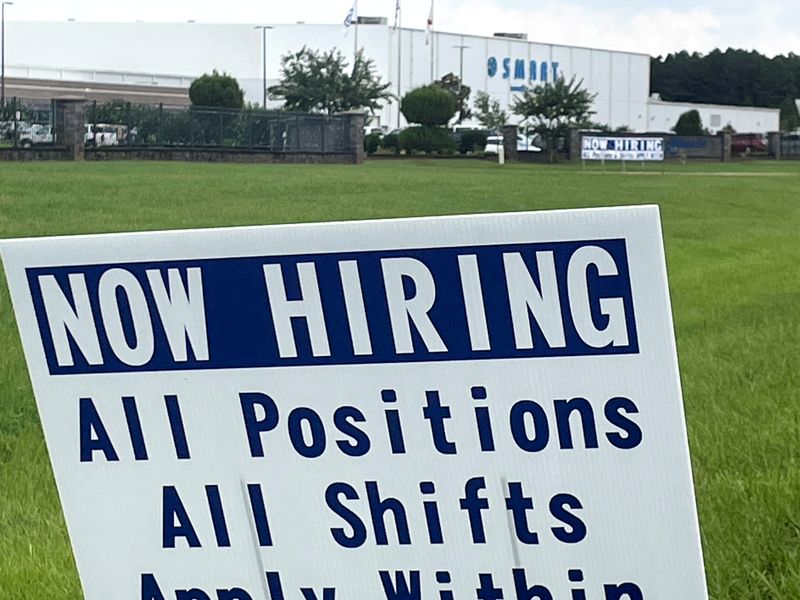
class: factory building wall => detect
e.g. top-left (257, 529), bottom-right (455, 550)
top-left (4, 22), bottom-right (780, 133)
top-left (6, 21), bottom-right (650, 131)
top-left (645, 99), bottom-right (780, 134)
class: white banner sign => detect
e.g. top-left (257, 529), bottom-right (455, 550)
top-left (1, 208), bottom-right (707, 600)
top-left (582, 136), bottom-right (665, 161)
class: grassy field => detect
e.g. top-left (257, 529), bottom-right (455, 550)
top-left (0, 159), bottom-right (799, 599)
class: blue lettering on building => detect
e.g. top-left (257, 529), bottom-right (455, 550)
top-left (487, 57), bottom-right (498, 77)
top-left (514, 59), bottom-right (525, 80)
top-left (487, 57), bottom-right (560, 84)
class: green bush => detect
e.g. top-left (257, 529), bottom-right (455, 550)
top-left (401, 86), bottom-right (458, 127)
top-left (457, 129), bottom-right (489, 154)
top-left (399, 126), bottom-right (456, 154)
top-left (381, 132), bottom-right (401, 154)
top-left (364, 132), bottom-right (382, 154)
top-left (672, 110), bottom-right (705, 136)
top-left (189, 70), bottom-right (245, 109)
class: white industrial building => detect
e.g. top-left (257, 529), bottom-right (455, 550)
top-left (4, 19), bottom-right (780, 133)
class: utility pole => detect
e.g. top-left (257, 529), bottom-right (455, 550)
top-left (1, 2), bottom-right (14, 108)
top-left (254, 25), bottom-right (273, 108)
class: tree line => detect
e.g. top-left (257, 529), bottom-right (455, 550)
top-left (651, 49), bottom-right (800, 130)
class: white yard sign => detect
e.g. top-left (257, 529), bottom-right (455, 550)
top-left (1, 207), bottom-right (707, 600)
top-left (581, 137), bottom-right (665, 161)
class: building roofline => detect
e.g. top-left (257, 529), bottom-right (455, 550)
top-left (8, 63), bottom-right (195, 82)
top-left (648, 98), bottom-right (780, 113)
top-left (10, 20), bottom-right (654, 58)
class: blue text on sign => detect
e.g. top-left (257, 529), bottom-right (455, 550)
top-left (28, 240), bottom-right (639, 374)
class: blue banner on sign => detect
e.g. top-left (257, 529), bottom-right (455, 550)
top-left (27, 239), bottom-right (638, 375)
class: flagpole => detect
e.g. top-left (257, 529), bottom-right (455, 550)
top-left (397, 3), bottom-right (402, 128)
top-left (429, 0), bottom-right (434, 81)
top-left (354, 0), bottom-right (358, 63)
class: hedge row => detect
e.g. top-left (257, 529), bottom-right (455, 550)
top-left (365, 128), bottom-right (489, 155)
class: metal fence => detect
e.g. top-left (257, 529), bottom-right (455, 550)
top-left (85, 101), bottom-right (352, 153)
top-left (664, 135), bottom-right (724, 159)
top-left (0, 98), bottom-right (57, 148)
top-left (780, 134), bottom-right (800, 157)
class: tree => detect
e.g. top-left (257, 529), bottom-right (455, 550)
top-left (473, 91), bottom-right (508, 132)
top-left (268, 47), bottom-right (393, 114)
top-left (779, 97), bottom-right (800, 131)
top-left (672, 110), bottom-right (705, 135)
top-left (651, 49), bottom-right (800, 109)
top-left (401, 85), bottom-right (457, 127)
top-left (189, 70), bottom-right (245, 109)
top-left (432, 73), bottom-right (471, 123)
top-left (512, 76), bottom-right (596, 162)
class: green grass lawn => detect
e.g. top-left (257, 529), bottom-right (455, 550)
top-left (1, 159), bottom-right (799, 599)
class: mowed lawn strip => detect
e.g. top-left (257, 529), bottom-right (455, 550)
top-left (0, 159), bottom-right (798, 599)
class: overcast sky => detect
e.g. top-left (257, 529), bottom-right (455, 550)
top-left (5, 0), bottom-right (800, 57)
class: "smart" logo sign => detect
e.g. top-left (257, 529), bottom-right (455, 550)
top-left (488, 56), bottom-right (560, 85)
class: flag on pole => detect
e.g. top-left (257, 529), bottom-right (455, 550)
top-left (344, 0), bottom-right (357, 28)
top-left (393, 0), bottom-right (401, 30)
top-left (425, 0), bottom-right (433, 45)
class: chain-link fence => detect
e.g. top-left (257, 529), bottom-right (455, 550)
top-left (84, 101), bottom-right (352, 153)
top-left (0, 98), bottom-right (57, 148)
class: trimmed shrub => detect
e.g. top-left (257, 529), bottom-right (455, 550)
top-left (401, 86), bottom-right (458, 127)
top-left (189, 70), bottom-right (245, 109)
top-left (399, 126), bottom-right (456, 155)
top-left (381, 132), bottom-right (401, 154)
top-left (457, 129), bottom-right (489, 154)
top-left (672, 110), bottom-right (705, 136)
top-left (364, 132), bottom-right (381, 154)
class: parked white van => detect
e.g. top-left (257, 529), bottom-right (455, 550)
top-left (484, 134), bottom-right (542, 154)
top-left (85, 124), bottom-right (123, 146)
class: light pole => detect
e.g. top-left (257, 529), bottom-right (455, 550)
top-left (452, 44), bottom-right (469, 88)
top-left (452, 44), bottom-right (469, 122)
top-left (254, 25), bottom-right (273, 109)
top-left (1, 2), bottom-right (13, 109)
